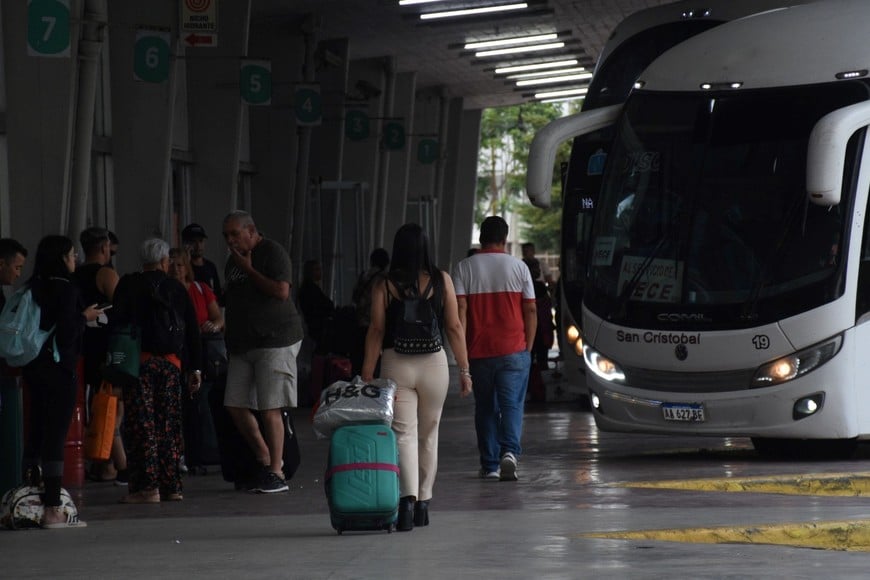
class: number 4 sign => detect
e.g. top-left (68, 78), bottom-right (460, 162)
top-left (294, 84), bottom-right (322, 126)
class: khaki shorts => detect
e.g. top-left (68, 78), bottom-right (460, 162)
top-left (224, 341), bottom-right (302, 410)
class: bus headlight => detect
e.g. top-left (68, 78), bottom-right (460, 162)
top-left (583, 344), bottom-right (625, 383)
top-left (751, 335), bottom-right (842, 387)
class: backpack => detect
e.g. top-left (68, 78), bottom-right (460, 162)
top-left (0, 286), bottom-right (58, 367)
top-left (390, 276), bottom-right (442, 355)
top-left (141, 277), bottom-right (186, 356)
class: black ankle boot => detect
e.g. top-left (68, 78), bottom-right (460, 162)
top-left (414, 499), bottom-right (429, 527)
top-left (397, 496), bottom-right (415, 532)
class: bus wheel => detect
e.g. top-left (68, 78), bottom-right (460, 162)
top-left (751, 437), bottom-right (857, 460)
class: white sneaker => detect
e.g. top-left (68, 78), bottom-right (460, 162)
top-left (499, 452), bottom-right (518, 481)
top-left (478, 468), bottom-right (500, 481)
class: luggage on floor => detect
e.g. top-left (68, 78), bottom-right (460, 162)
top-left (0, 377), bottom-right (24, 497)
top-left (183, 380), bottom-right (220, 468)
top-left (325, 423), bottom-right (399, 534)
top-left (0, 484), bottom-right (79, 530)
top-left (207, 385), bottom-right (301, 488)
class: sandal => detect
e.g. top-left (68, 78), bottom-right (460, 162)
top-left (119, 491), bottom-right (160, 504)
top-left (41, 507), bottom-right (87, 529)
top-left (160, 492), bottom-right (183, 501)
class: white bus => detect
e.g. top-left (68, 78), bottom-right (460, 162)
top-left (534, 0), bottom-right (811, 397)
top-left (530, 0), bottom-right (870, 457)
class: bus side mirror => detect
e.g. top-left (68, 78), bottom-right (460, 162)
top-left (807, 100), bottom-right (870, 206)
top-left (526, 105), bottom-right (622, 209)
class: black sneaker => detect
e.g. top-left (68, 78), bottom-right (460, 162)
top-left (254, 469), bottom-right (288, 494)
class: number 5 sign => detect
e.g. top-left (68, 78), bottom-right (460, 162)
top-left (133, 30), bottom-right (171, 83)
top-left (240, 60), bottom-right (272, 106)
top-left (27, 0), bottom-right (70, 57)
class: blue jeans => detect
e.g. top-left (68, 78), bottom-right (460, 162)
top-left (471, 350), bottom-right (531, 472)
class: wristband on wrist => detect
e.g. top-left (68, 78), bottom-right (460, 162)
top-left (459, 368), bottom-right (471, 377)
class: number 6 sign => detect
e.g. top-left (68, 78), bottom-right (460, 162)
top-left (134, 30), bottom-right (171, 83)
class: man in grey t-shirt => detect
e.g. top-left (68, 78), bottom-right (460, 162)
top-left (222, 210), bottom-right (303, 493)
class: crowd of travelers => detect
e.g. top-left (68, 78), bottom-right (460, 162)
top-left (0, 212), bottom-right (553, 532)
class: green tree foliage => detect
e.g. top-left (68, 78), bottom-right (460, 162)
top-left (476, 102), bottom-right (577, 252)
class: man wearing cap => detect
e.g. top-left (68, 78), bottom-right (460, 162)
top-left (182, 223), bottom-right (223, 303)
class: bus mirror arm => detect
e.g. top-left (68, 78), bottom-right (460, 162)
top-left (807, 100), bottom-right (870, 206)
top-left (526, 104), bottom-right (622, 209)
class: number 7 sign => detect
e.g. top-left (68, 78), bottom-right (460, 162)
top-left (27, 0), bottom-right (71, 57)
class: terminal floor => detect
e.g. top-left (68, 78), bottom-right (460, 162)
top-left (7, 371), bottom-right (870, 579)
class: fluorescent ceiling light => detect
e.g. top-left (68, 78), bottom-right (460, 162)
top-left (516, 72), bottom-right (592, 86)
top-left (495, 59), bottom-right (578, 74)
top-left (507, 66), bottom-right (585, 79)
top-left (534, 87), bottom-right (589, 99)
top-left (421, 3), bottom-right (527, 20)
top-left (540, 95), bottom-right (585, 104)
top-left (476, 42), bottom-right (564, 58)
top-left (464, 33), bottom-right (557, 50)
top-left (399, 0), bottom-right (447, 5)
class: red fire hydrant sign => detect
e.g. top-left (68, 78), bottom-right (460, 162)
top-left (180, 0), bottom-right (217, 48)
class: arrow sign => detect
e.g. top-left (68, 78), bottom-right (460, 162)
top-left (184, 33), bottom-right (215, 47)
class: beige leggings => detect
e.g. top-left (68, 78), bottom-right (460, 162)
top-left (381, 348), bottom-right (449, 501)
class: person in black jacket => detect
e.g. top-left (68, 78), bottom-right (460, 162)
top-left (23, 235), bottom-right (103, 528)
top-left (111, 238), bottom-right (201, 504)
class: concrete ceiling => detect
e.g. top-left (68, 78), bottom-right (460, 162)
top-left (253, 0), bottom-right (675, 110)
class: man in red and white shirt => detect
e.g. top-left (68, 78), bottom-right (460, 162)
top-left (453, 216), bottom-right (536, 482)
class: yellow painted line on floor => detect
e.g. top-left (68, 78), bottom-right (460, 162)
top-left (618, 471), bottom-right (870, 496)
top-left (579, 520), bottom-right (870, 551)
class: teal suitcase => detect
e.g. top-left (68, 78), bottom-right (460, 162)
top-left (326, 423), bottom-right (399, 534)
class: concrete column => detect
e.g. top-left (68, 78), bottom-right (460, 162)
top-left (382, 71), bottom-right (416, 247)
top-left (247, 20), bottom-right (303, 257)
top-left (373, 57), bottom-right (396, 249)
top-left (185, 0), bottom-right (251, 260)
top-left (67, 0), bottom-right (107, 237)
top-left (343, 57), bottom-right (386, 249)
top-left (407, 90), bottom-right (441, 243)
top-left (436, 96), bottom-right (465, 269)
top-left (1, 0), bottom-right (79, 251)
top-left (307, 38), bottom-right (349, 292)
top-left (447, 109), bottom-right (482, 269)
top-left (106, 2), bottom-right (177, 273)
top-left (289, 17), bottom-right (317, 282)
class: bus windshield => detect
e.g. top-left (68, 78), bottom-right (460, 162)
top-left (585, 82), bottom-right (868, 328)
top-left (560, 20), bottom-right (722, 326)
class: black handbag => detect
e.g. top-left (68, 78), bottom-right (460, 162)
top-left (201, 332), bottom-right (227, 381)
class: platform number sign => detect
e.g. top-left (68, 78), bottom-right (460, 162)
top-left (27, 0), bottom-right (70, 57)
top-left (382, 121), bottom-right (406, 151)
top-left (133, 31), bottom-right (171, 83)
top-left (417, 138), bottom-right (438, 164)
top-left (345, 110), bottom-right (370, 141)
top-left (294, 85), bottom-right (322, 126)
top-left (240, 60), bottom-right (272, 106)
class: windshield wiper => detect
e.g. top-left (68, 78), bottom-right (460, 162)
top-left (740, 195), bottom-right (807, 321)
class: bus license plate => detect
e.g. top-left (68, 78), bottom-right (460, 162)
top-left (662, 403), bottom-right (705, 422)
